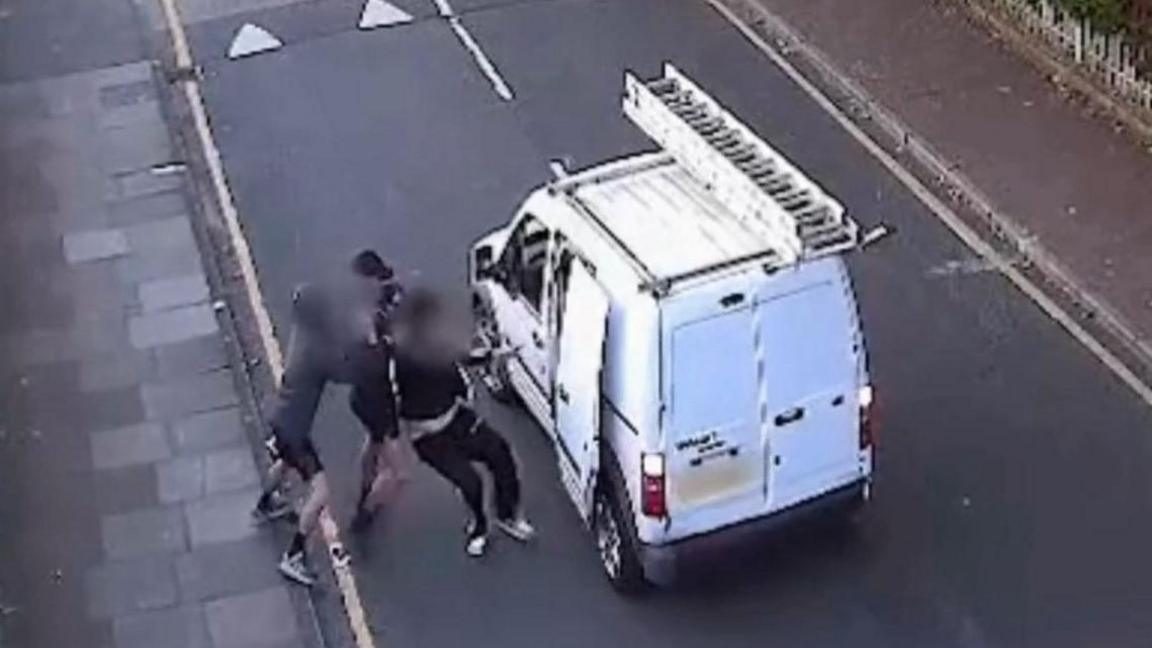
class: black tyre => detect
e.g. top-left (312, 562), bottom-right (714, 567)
top-left (593, 485), bottom-right (647, 595)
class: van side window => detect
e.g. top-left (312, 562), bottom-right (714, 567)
top-left (499, 214), bottom-right (550, 313)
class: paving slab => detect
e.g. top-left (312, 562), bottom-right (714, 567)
top-left (112, 605), bottom-right (212, 648)
top-left (157, 455), bottom-right (208, 504)
top-left (98, 78), bottom-right (157, 111)
top-left (176, 537), bottom-right (283, 602)
top-left (93, 464), bottom-right (161, 515)
top-left (79, 350), bottom-right (152, 392)
top-left (204, 587), bottom-right (302, 648)
top-left (139, 273), bottom-right (210, 312)
top-left (129, 303), bottom-right (218, 349)
top-left (204, 446), bottom-right (259, 494)
top-left (101, 506), bottom-right (187, 559)
top-left (106, 190), bottom-right (189, 228)
top-left (153, 334), bottom-right (230, 378)
top-left (85, 555), bottom-right (179, 619)
top-left (78, 384), bottom-right (148, 432)
top-left (124, 215), bottom-right (197, 252)
top-left (112, 168), bottom-right (185, 200)
top-left (100, 121), bottom-right (175, 174)
top-left (141, 368), bottom-right (238, 420)
top-left (171, 408), bottom-right (247, 454)
top-left (184, 489), bottom-right (260, 547)
top-left (71, 307), bottom-right (130, 355)
top-left (117, 243), bottom-right (204, 284)
top-left (63, 228), bottom-right (129, 263)
top-left (91, 422), bottom-right (171, 470)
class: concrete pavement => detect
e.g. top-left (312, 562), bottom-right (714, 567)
top-left (177, 0), bottom-right (1152, 646)
top-left (0, 1), bottom-right (321, 646)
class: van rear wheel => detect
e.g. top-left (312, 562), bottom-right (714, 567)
top-left (594, 487), bottom-right (646, 594)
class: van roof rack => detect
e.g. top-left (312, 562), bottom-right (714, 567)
top-left (622, 64), bottom-right (859, 273)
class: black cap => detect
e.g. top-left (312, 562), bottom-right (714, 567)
top-left (351, 249), bottom-right (393, 280)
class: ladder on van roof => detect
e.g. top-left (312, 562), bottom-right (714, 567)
top-left (622, 64), bottom-right (859, 267)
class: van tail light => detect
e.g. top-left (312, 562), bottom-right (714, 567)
top-left (641, 453), bottom-right (667, 518)
top-left (859, 385), bottom-right (875, 450)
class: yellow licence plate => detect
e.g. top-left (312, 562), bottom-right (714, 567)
top-left (671, 458), bottom-right (757, 507)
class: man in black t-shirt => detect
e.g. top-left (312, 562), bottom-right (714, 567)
top-left (392, 289), bottom-right (535, 557)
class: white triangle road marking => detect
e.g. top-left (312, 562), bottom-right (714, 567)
top-left (359, 0), bottom-right (413, 29)
top-left (227, 23), bottom-right (283, 60)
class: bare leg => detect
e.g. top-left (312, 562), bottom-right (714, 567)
top-left (352, 437), bottom-right (410, 535)
top-left (299, 471), bottom-right (329, 536)
top-left (266, 458), bottom-right (287, 489)
top-left (254, 459), bottom-right (293, 521)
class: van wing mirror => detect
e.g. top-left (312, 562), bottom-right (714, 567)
top-left (473, 245), bottom-right (498, 281)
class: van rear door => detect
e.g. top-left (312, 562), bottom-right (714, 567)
top-left (757, 278), bottom-right (860, 512)
top-left (666, 305), bottom-right (766, 529)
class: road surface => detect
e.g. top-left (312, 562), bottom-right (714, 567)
top-left (183, 0), bottom-right (1152, 645)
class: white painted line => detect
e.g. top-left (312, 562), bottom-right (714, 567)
top-left (359, 0), bottom-right (414, 30)
top-left (157, 0), bottom-right (380, 646)
top-left (227, 23), bottom-right (283, 60)
top-left (706, 0), bottom-right (1152, 409)
top-left (447, 16), bottom-right (514, 101)
top-left (428, 0), bottom-right (512, 101)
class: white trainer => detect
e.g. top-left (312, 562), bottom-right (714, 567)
top-left (277, 552), bottom-right (317, 587)
top-left (496, 516), bottom-right (536, 542)
top-left (466, 534), bottom-right (488, 557)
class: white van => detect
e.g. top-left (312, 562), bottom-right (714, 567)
top-left (469, 65), bottom-right (879, 592)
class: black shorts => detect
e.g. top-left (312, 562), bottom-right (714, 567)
top-left (350, 381), bottom-right (399, 443)
top-left (265, 432), bottom-right (323, 481)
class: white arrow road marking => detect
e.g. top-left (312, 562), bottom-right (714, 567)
top-left (227, 23), bottom-right (283, 59)
top-left (359, 0), bottom-right (414, 29)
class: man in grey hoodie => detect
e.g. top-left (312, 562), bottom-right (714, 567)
top-left (252, 250), bottom-right (404, 586)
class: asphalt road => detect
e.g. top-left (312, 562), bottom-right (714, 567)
top-left (189, 0), bottom-right (1152, 645)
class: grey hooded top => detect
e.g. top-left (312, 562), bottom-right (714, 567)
top-left (267, 273), bottom-right (401, 443)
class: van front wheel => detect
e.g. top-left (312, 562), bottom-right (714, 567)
top-left (593, 487), bottom-right (646, 594)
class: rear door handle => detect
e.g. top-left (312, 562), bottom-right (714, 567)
top-left (774, 407), bottom-right (805, 427)
top-left (557, 384), bottom-right (570, 404)
top-left (532, 330), bottom-right (544, 348)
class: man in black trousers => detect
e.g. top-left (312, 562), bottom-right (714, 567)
top-left (392, 289), bottom-right (535, 557)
